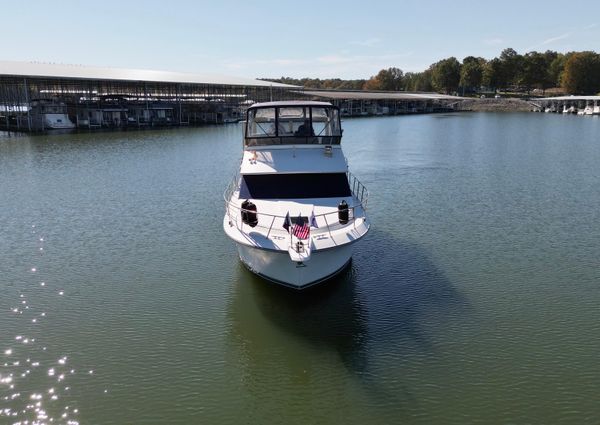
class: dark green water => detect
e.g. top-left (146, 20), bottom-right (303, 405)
top-left (1, 113), bottom-right (599, 424)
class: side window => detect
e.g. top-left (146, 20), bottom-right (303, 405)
top-left (312, 107), bottom-right (341, 137)
top-left (247, 108), bottom-right (276, 137)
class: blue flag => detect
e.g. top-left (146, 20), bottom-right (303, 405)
top-left (282, 212), bottom-right (291, 232)
top-left (310, 209), bottom-right (318, 228)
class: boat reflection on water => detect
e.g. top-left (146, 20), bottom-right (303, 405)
top-left (230, 260), bottom-right (367, 371)
top-left (226, 230), bottom-right (470, 417)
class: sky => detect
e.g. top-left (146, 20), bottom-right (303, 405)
top-left (2, 0), bottom-right (599, 80)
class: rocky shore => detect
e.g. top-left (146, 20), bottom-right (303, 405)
top-left (456, 97), bottom-right (536, 112)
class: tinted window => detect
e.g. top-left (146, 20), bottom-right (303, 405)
top-left (239, 173), bottom-right (351, 199)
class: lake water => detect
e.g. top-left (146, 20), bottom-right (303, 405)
top-left (1, 113), bottom-right (599, 424)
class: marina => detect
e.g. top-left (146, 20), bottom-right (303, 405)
top-left (0, 61), bottom-right (461, 133)
top-left (1, 112), bottom-right (600, 424)
top-left (2, 1), bottom-right (600, 423)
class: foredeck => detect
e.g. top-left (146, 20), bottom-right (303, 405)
top-left (223, 172), bottom-right (369, 252)
top-left (223, 197), bottom-right (369, 252)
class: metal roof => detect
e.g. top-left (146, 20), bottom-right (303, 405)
top-left (0, 60), bottom-right (298, 88)
top-left (250, 100), bottom-right (333, 108)
top-left (537, 95), bottom-right (600, 101)
top-left (303, 90), bottom-right (463, 101)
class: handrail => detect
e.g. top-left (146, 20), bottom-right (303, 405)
top-left (347, 171), bottom-right (369, 209)
top-left (223, 173), bottom-right (368, 219)
top-left (223, 172), bottom-right (369, 238)
top-left (225, 202), bottom-right (365, 237)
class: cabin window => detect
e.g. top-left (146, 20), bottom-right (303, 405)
top-left (239, 173), bottom-right (351, 199)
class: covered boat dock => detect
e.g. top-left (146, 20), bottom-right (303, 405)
top-left (0, 61), bottom-right (299, 132)
top-left (303, 90), bottom-right (462, 116)
top-left (1, 61), bottom-right (464, 133)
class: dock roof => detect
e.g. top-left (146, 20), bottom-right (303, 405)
top-left (538, 95), bottom-right (600, 101)
top-left (250, 100), bottom-right (333, 108)
top-left (303, 90), bottom-right (463, 101)
top-left (0, 60), bottom-right (298, 88)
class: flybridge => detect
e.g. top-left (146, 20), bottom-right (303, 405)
top-left (245, 101), bottom-right (342, 147)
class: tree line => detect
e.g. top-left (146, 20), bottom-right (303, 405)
top-left (263, 48), bottom-right (600, 96)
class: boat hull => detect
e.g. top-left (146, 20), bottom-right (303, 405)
top-left (237, 243), bottom-right (353, 289)
top-left (42, 114), bottom-right (76, 129)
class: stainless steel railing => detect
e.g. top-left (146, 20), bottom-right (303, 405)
top-left (223, 173), bottom-right (368, 240)
top-left (347, 171), bottom-right (368, 209)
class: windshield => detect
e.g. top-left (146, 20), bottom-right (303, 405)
top-left (245, 105), bottom-right (341, 146)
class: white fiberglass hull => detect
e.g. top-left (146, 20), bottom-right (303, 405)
top-left (42, 113), bottom-right (76, 129)
top-left (237, 243), bottom-right (353, 289)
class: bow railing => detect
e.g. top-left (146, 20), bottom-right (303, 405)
top-left (223, 173), bottom-right (368, 240)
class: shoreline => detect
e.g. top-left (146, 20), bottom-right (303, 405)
top-left (456, 98), bottom-right (535, 112)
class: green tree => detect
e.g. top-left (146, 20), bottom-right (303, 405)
top-left (482, 58), bottom-right (502, 93)
top-left (499, 48), bottom-right (524, 89)
top-left (561, 51), bottom-right (600, 94)
top-left (402, 71), bottom-right (433, 91)
top-left (459, 56), bottom-right (485, 94)
top-left (548, 53), bottom-right (566, 88)
top-left (520, 51), bottom-right (548, 93)
top-left (431, 57), bottom-right (461, 94)
top-left (337, 79), bottom-right (366, 90)
top-left (538, 50), bottom-right (559, 93)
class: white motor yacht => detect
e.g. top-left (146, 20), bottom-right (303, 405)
top-left (223, 101), bottom-right (370, 289)
top-left (29, 99), bottom-right (75, 130)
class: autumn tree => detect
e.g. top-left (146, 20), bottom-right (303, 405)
top-left (561, 51), bottom-right (600, 94)
top-left (363, 67), bottom-right (404, 91)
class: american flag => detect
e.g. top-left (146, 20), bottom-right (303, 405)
top-left (292, 215), bottom-right (310, 239)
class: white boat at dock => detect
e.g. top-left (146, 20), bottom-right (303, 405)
top-left (223, 101), bottom-right (370, 289)
top-left (29, 99), bottom-right (75, 130)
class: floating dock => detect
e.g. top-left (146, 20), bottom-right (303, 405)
top-left (532, 96), bottom-right (600, 115)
